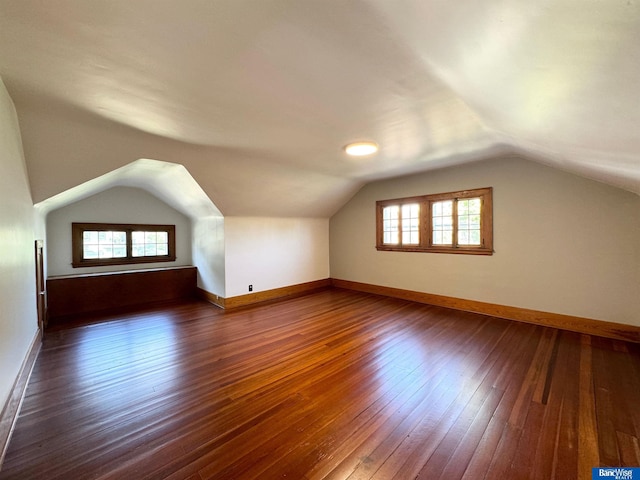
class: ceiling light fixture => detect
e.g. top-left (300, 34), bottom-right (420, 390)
top-left (344, 141), bottom-right (379, 156)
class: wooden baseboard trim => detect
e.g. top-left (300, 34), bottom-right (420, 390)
top-left (331, 279), bottom-right (640, 343)
top-left (217, 279), bottom-right (331, 310)
top-left (196, 287), bottom-right (225, 309)
top-left (0, 328), bottom-right (42, 468)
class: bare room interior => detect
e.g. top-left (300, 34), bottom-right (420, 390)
top-left (0, 1), bottom-right (639, 479)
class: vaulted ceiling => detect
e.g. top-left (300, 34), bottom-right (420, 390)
top-left (1, 0), bottom-right (638, 217)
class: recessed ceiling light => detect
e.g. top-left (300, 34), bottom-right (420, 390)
top-left (344, 141), bottom-right (379, 156)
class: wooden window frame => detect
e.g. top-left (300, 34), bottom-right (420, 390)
top-left (376, 187), bottom-right (493, 255)
top-left (72, 223), bottom-right (176, 268)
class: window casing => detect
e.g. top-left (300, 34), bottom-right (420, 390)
top-left (376, 187), bottom-right (493, 255)
top-left (72, 223), bottom-right (176, 268)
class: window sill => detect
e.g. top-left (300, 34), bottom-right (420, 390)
top-left (72, 256), bottom-right (176, 268)
top-left (376, 246), bottom-right (493, 255)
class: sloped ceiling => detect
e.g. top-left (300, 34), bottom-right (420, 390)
top-left (0, 0), bottom-right (638, 217)
top-left (33, 158), bottom-right (223, 220)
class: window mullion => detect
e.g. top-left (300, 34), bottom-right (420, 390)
top-left (398, 204), bottom-right (404, 247)
top-left (427, 200), bottom-right (433, 247)
top-left (126, 229), bottom-right (133, 260)
top-left (422, 200), bottom-right (429, 248)
top-left (480, 198), bottom-right (484, 247)
top-left (453, 198), bottom-right (459, 248)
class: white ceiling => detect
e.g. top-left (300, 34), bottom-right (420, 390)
top-left (1, 0), bottom-right (639, 217)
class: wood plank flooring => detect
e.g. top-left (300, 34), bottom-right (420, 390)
top-left (1, 288), bottom-right (639, 479)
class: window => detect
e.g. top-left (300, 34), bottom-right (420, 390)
top-left (72, 223), bottom-right (176, 267)
top-left (376, 187), bottom-right (493, 255)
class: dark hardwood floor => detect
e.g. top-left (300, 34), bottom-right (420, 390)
top-left (1, 288), bottom-right (639, 479)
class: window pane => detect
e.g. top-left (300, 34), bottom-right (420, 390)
top-left (384, 231), bottom-right (398, 244)
top-left (458, 229), bottom-right (481, 245)
top-left (401, 203), bottom-right (420, 245)
top-left (384, 206), bottom-right (398, 219)
top-left (401, 204), bottom-right (415, 217)
top-left (82, 230), bottom-right (100, 260)
top-left (132, 244), bottom-right (146, 257)
top-left (131, 230), bottom-right (170, 257)
top-left (432, 200), bottom-right (453, 245)
top-left (98, 231), bottom-right (112, 244)
top-left (113, 232), bottom-right (127, 244)
top-left (382, 206), bottom-right (400, 244)
top-left (458, 199), bottom-right (469, 215)
top-left (83, 231), bottom-right (98, 244)
top-left (83, 230), bottom-right (125, 260)
top-left (457, 198), bottom-right (481, 245)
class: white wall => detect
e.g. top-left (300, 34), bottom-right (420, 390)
top-left (0, 78), bottom-right (38, 410)
top-left (46, 187), bottom-right (192, 276)
top-left (225, 217), bottom-right (329, 298)
top-left (330, 157), bottom-right (640, 326)
top-left (193, 215), bottom-right (225, 297)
